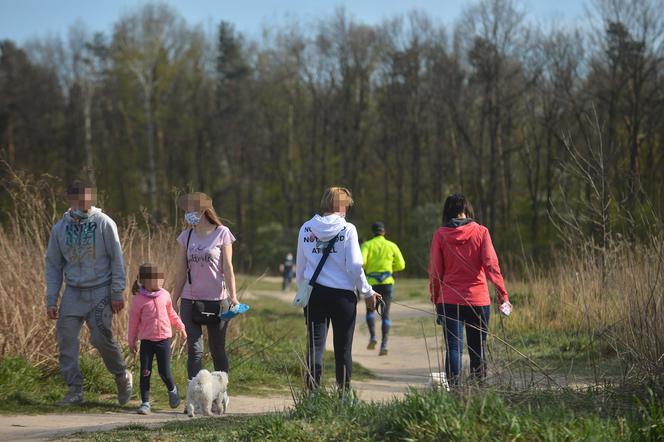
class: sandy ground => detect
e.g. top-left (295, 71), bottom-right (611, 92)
top-left (0, 288), bottom-right (446, 441)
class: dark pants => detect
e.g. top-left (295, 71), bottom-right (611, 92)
top-left (438, 303), bottom-right (490, 386)
top-left (304, 284), bottom-right (357, 389)
top-left (366, 284), bottom-right (393, 348)
top-left (282, 269), bottom-right (293, 291)
top-left (139, 339), bottom-right (175, 403)
top-left (180, 299), bottom-right (231, 379)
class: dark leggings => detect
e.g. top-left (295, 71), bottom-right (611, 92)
top-left (139, 339), bottom-right (175, 403)
top-left (304, 284), bottom-right (357, 389)
top-left (180, 299), bottom-right (231, 379)
top-left (366, 284), bottom-right (393, 347)
top-left (437, 303), bottom-right (490, 387)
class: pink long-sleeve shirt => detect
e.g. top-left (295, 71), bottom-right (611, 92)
top-left (128, 288), bottom-right (185, 345)
top-left (428, 222), bottom-right (509, 306)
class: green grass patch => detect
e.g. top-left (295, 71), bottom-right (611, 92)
top-left (392, 278), bottom-right (430, 302)
top-left (0, 355), bottom-right (134, 414)
top-left (71, 387), bottom-right (664, 441)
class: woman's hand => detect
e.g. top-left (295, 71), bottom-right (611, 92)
top-left (229, 296), bottom-right (239, 308)
top-left (129, 343), bottom-right (137, 354)
top-left (177, 328), bottom-right (187, 341)
top-left (173, 297), bottom-right (180, 314)
top-left (366, 291), bottom-right (382, 310)
top-left (499, 301), bottom-right (512, 316)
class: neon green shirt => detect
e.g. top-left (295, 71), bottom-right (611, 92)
top-left (361, 235), bottom-right (406, 286)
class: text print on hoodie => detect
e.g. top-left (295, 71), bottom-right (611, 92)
top-left (45, 207), bottom-right (126, 307)
top-left (296, 214), bottom-right (373, 297)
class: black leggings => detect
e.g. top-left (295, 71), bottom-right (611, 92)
top-left (139, 339), bottom-right (175, 403)
top-left (304, 283), bottom-right (357, 389)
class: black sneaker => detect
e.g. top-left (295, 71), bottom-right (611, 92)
top-left (57, 388), bottom-right (83, 406)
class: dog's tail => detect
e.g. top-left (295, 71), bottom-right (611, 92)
top-left (197, 369), bottom-right (213, 385)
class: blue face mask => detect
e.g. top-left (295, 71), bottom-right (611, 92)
top-left (71, 209), bottom-right (89, 219)
top-left (185, 211), bottom-right (202, 226)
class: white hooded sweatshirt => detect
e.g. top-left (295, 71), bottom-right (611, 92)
top-left (295, 214), bottom-right (373, 297)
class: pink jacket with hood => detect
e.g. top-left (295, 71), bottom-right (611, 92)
top-left (128, 288), bottom-right (185, 345)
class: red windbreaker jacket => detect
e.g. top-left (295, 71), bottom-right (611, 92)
top-left (428, 221), bottom-right (509, 306)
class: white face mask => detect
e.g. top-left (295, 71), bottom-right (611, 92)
top-left (185, 211), bottom-right (202, 226)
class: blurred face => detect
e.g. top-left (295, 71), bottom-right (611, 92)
top-left (140, 268), bottom-right (164, 291)
top-left (181, 194), bottom-right (209, 213)
top-left (67, 188), bottom-right (95, 212)
top-left (334, 193), bottom-right (350, 216)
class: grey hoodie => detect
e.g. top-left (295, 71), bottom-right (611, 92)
top-left (295, 214), bottom-right (373, 296)
top-left (45, 207), bottom-right (126, 306)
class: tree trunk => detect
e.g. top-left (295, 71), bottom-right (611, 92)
top-left (83, 87), bottom-right (96, 186)
top-left (144, 87), bottom-right (157, 214)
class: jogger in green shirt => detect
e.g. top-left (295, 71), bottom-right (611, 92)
top-left (361, 222), bottom-right (405, 355)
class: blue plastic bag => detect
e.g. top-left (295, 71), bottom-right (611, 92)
top-left (219, 303), bottom-right (250, 320)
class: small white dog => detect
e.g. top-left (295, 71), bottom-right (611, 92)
top-left (426, 371), bottom-right (451, 392)
top-left (185, 369), bottom-right (230, 417)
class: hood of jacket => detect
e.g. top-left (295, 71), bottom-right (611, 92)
top-left (63, 206), bottom-right (103, 223)
top-left (308, 214), bottom-right (347, 241)
top-left (441, 220), bottom-right (481, 245)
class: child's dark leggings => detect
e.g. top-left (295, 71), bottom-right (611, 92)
top-left (139, 338), bottom-right (175, 403)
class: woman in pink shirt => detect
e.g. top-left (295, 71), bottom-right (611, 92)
top-left (172, 193), bottom-right (238, 380)
top-left (128, 263), bottom-right (186, 414)
top-left (429, 194), bottom-right (512, 387)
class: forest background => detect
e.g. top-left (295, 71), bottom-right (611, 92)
top-left (1, 0), bottom-right (663, 276)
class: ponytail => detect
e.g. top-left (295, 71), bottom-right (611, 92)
top-left (131, 279), bottom-right (141, 295)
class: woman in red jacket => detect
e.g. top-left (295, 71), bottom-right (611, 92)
top-left (429, 194), bottom-right (512, 387)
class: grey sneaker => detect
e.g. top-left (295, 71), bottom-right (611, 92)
top-left (57, 388), bottom-right (83, 406)
top-left (168, 386), bottom-right (180, 409)
top-left (367, 339), bottom-right (377, 350)
top-left (116, 370), bottom-right (133, 405)
top-left (137, 402), bottom-right (151, 415)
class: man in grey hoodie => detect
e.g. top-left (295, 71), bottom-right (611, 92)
top-left (45, 181), bottom-right (133, 405)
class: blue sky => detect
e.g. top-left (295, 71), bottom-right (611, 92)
top-left (0, 0), bottom-right (587, 44)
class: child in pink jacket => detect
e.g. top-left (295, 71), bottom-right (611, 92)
top-left (128, 263), bottom-right (186, 415)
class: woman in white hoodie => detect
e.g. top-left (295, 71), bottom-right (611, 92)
top-left (296, 187), bottom-right (381, 390)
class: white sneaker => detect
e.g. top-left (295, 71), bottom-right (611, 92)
top-left (137, 402), bottom-right (151, 414)
top-left (116, 370), bottom-right (133, 405)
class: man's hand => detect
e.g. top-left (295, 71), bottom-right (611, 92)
top-left (111, 300), bottom-right (125, 314)
top-left (47, 306), bottom-right (58, 320)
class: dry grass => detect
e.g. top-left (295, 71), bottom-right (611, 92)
top-left (0, 168), bottom-right (234, 364)
top-left (503, 237), bottom-right (664, 383)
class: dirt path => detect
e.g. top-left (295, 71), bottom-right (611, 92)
top-left (250, 289), bottom-right (452, 403)
top-left (0, 289), bottom-right (442, 441)
top-left (0, 395), bottom-right (291, 441)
